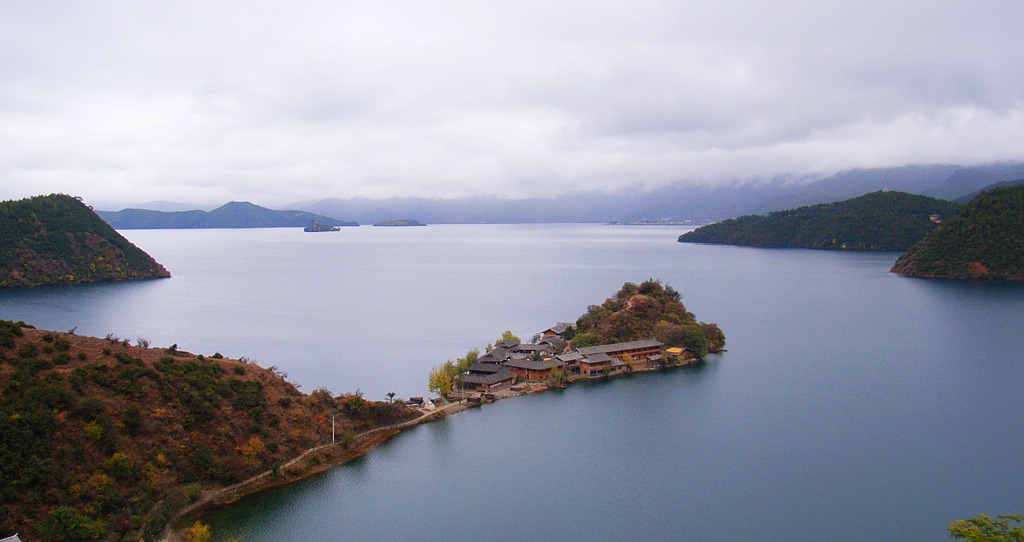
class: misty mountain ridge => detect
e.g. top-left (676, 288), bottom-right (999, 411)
top-left (102, 162), bottom-right (1024, 225)
top-left (97, 201), bottom-right (357, 229)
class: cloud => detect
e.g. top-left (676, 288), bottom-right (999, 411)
top-left (1, 0), bottom-right (1023, 207)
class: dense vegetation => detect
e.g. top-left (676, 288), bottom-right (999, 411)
top-left (571, 280), bottom-right (725, 357)
top-left (891, 185), bottom-right (1024, 279)
top-left (948, 514), bottom-right (1024, 541)
top-left (678, 191), bottom-right (961, 251)
top-left (97, 201), bottom-right (357, 229)
top-left (0, 194), bottom-right (170, 288)
top-left (0, 321), bottom-right (413, 541)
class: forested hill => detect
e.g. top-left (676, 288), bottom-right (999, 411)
top-left (677, 191), bottom-right (961, 251)
top-left (97, 201), bottom-right (357, 229)
top-left (891, 185), bottom-right (1024, 280)
top-left (571, 280), bottom-right (725, 357)
top-left (0, 194), bottom-right (170, 288)
top-left (0, 321), bottom-right (414, 541)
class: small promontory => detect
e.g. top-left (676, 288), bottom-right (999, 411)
top-left (678, 191), bottom-right (961, 251)
top-left (0, 194), bottom-right (170, 288)
top-left (891, 184), bottom-right (1024, 280)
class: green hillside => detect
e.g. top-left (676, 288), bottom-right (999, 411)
top-left (0, 194), bottom-right (170, 288)
top-left (891, 185), bottom-right (1024, 279)
top-left (677, 191), bottom-right (961, 251)
top-left (97, 202), bottom-right (358, 229)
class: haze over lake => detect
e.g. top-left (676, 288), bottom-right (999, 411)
top-left (1, 224), bottom-right (1021, 541)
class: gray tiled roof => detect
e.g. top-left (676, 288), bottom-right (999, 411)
top-left (466, 362), bottom-right (504, 374)
top-left (577, 339), bottom-right (663, 356)
top-left (580, 352), bottom-right (614, 364)
top-left (543, 322), bottom-right (571, 334)
top-left (478, 347), bottom-right (511, 363)
top-left (503, 358), bottom-right (566, 371)
top-left (460, 368), bottom-right (516, 386)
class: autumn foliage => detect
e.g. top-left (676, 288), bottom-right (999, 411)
top-left (572, 280), bottom-right (725, 356)
top-left (0, 321), bottom-right (414, 541)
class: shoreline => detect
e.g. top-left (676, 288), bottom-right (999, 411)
top-left (163, 360), bottom-right (711, 540)
top-left (160, 402), bottom-right (468, 542)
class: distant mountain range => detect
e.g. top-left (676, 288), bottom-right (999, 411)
top-left (291, 162), bottom-right (1024, 224)
top-left (97, 201), bottom-right (357, 229)
top-left (95, 162), bottom-right (1024, 226)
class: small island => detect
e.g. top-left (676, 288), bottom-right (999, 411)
top-left (372, 218), bottom-right (426, 227)
top-left (303, 220), bottom-right (341, 232)
top-left (891, 184), bottom-right (1024, 279)
top-left (428, 280), bottom-right (725, 400)
top-left (678, 191), bottom-right (961, 251)
top-left (0, 194), bottom-right (170, 288)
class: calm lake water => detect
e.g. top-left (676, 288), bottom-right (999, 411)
top-left (1, 224), bottom-right (1022, 541)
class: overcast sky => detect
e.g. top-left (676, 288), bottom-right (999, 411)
top-left (2, 1), bottom-right (1023, 208)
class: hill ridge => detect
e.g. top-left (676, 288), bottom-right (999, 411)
top-left (97, 202), bottom-right (357, 229)
top-left (677, 191), bottom-right (961, 251)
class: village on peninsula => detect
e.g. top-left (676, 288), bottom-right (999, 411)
top-left (426, 279), bottom-right (726, 407)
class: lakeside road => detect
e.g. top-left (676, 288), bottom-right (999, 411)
top-left (160, 401), bottom-right (469, 542)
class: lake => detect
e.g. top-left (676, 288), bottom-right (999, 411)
top-left (1, 224), bottom-right (1022, 541)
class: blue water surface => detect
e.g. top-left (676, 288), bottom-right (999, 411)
top-left (1, 224), bottom-right (1021, 541)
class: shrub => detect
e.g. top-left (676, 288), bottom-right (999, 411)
top-left (38, 506), bottom-right (107, 542)
top-left (16, 343), bottom-right (38, 358)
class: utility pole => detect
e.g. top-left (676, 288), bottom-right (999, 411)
top-left (332, 415), bottom-right (335, 445)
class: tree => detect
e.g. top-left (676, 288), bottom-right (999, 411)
top-left (495, 330), bottom-right (520, 345)
top-left (185, 521), bottom-right (212, 542)
top-left (948, 514), bottom-right (1024, 541)
top-left (38, 506), bottom-right (106, 541)
top-left (428, 367), bottom-right (454, 398)
top-left (548, 363), bottom-right (566, 388)
top-left (386, 391), bottom-right (396, 403)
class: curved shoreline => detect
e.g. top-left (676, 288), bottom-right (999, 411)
top-left (161, 363), bottom-right (710, 540)
top-left (160, 402), bottom-right (468, 542)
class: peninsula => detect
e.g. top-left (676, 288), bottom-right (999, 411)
top-left (0, 194), bottom-right (170, 288)
top-left (429, 280), bottom-right (725, 399)
top-left (678, 191), bottom-right (961, 251)
top-left (0, 280), bottom-right (724, 541)
top-left (891, 184), bottom-right (1024, 279)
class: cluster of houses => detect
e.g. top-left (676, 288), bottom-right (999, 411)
top-left (456, 323), bottom-right (695, 395)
